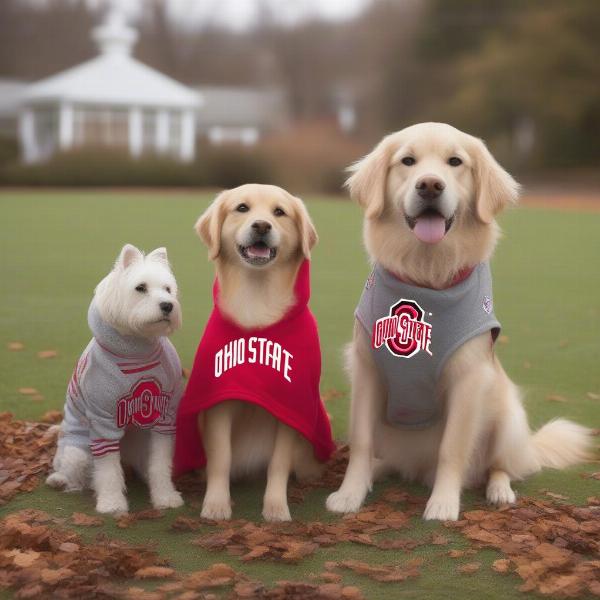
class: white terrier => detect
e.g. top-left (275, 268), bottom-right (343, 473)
top-left (46, 244), bottom-right (184, 514)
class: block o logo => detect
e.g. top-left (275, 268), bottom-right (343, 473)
top-left (372, 299), bottom-right (433, 358)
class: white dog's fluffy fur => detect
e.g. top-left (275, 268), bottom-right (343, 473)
top-left (327, 122), bottom-right (593, 521)
top-left (46, 244), bottom-right (184, 514)
top-left (194, 184), bottom-right (323, 522)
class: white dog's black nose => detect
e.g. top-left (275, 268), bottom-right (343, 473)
top-left (252, 220), bottom-right (272, 235)
top-left (160, 302), bottom-right (173, 315)
top-left (416, 176), bottom-right (445, 201)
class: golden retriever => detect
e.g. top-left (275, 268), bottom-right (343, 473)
top-left (194, 183), bottom-right (322, 522)
top-left (327, 122), bottom-right (593, 521)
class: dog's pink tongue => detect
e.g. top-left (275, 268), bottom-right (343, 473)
top-left (413, 215), bottom-right (446, 244)
top-left (247, 244), bottom-right (270, 258)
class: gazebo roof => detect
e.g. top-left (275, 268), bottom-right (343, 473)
top-left (23, 9), bottom-right (200, 110)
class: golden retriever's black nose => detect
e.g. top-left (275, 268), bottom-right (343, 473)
top-left (160, 302), bottom-right (173, 315)
top-left (416, 176), bottom-right (445, 201)
top-left (252, 220), bottom-right (272, 235)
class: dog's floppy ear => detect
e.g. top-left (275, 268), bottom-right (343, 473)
top-left (194, 190), bottom-right (230, 260)
top-left (471, 137), bottom-right (520, 224)
top-left (116, 244), bottom-right (143, 270)
top-left (147, 247), bottom-right (169, 264)
top-left (345, 135), bottom-right (396, 219)
top-left (290, 194), bottom-right (318, 259)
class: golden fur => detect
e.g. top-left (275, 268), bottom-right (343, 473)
top-left (327, 123), bottom-right (593, 520)
top-left (194, 183), bottom-right (322, 522)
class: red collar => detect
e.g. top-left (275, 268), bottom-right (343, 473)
top-left (390, 265), bottom-right (476, 290)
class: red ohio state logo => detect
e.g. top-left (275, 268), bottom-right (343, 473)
top-left (116, 377), bottom-right (171, 429)
top-left (372, 299), bottom-right (433, 358)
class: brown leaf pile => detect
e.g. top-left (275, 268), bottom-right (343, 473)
top-left (186, 495), bottom-right (422, 564)
top-left (0, 509), bottom-right (170, 598)
top-left (449, 497), bottom-right (600, 597)
top-left (129, 562), bottom-right (366, 600)
top-left (0, 412), bottom-right (59, 505)
top-left (115, 508), bottom-right (165, 529)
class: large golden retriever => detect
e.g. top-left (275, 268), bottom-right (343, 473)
top-left (194, 183), bottom-right (322, 522)
top-left (327, 122), bottom-right (592, 521)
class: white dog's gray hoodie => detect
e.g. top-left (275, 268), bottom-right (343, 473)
top-left (59, 301), bottom-right (183, 457)
top-left (356, 262), bottom-right (500, 428)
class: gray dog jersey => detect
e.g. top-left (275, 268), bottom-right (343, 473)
top-left (355, 262), bottom-right (500, 428)
top-left (58, 301), bottom-right (183, 457)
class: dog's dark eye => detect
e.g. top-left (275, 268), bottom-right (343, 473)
top-left (401, 157), bottom-right (416, 166)
top-left (236, 203), bottom-right (249, 213)
top-left (165, 286), bottom-right (171, 294)
top-left (448, 156), bottom-right (463, 167)
top-left (135, 283), bottom-right (147, 293)
top-left (273, 207), bottom-right (285, 217)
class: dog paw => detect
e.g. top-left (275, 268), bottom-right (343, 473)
top-left (326, 488), bottom-right (366, 514)
top-left (96, 494), bottom-right (128, 515)
top-left (201, 498), bottom-right (232, 521)
top-left (262, 499), bottom-right (292, 522)
top-left (486, 481), bottom-right (516, 506)
top-left (423, 494), bottom-right (460, 521)
top-left (152, 489), bottom-right (184, 510)
top-left (46, 472), bottom-right (68, 489)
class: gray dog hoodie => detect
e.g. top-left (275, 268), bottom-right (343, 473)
top-left (356, 262), bottom-right (500, 428)
top-left (59, 300), bottom-right (183, 457)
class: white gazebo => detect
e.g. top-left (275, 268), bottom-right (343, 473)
top-left (18, 8), bottom-right (201, 163)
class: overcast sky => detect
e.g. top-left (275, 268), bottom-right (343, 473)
top-left (85, 0), bottom-right (371, 29)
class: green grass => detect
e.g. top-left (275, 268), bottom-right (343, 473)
top-left (0, 190), bottom-right (599, 599)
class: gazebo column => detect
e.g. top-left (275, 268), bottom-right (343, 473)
top-left (180, 109), bottom-right (195, 162)
top-left (58, 102), bottom-right (74, 151)
top-left (129, 107), bottom-right (142, 158)
top-left (19, 108), bottom-right (37, 164)
top-left (156, 109), bottom-right (169, 154)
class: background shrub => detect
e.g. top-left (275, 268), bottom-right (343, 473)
top-left (0, 123), bottom-right (366, 193)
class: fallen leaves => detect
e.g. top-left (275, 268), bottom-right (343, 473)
top-left (492, 558), bottom-right (511, 574)
top-left (10, 549), bottom-right (41, 567)
top-left (450, 496), bottom-right (600, 596)
top-left (7, 342), bottom-right (24, 351)
top-left (0, 413), bottom-right (59, 505)
top-left (17, 388), bottom-right (39, 396)
top-left (189, 496), bottom-right (420, 565)
top-left (40, 410), bottom-right (62, 424)
top-left (37, 349), bottom-right (58, 359)
top-left (58, 541), bottom-right (79, 553)
top-left (40, 566), bottom-right (75, 585)
top-left (0, 509), bottom-right (170, 599)
top-left (458, 562), bottom-right (481, 575)
top-left (70, 512), bottom-right (103, 527)
top-left (587, 392), bottom-right (600, 401)
top-left (135, 566), bottom-right (175, 579)
top-left (544, 491), bottom-right (570, 501)
top-left (183, 562), bottom-right (237, 589)
top-left (192, 521), bottom-right (320, 563)
top-left (16, 388), bottom-right (44, 401)
top-left (546, 394), bottom-right (568, 403)
top-left (116, 508), bottom-right (165, 529)
top-left (231, 580), bottom-right (366, 599)
top-left (327, 558), bottom-right (423, 583)
top-left (431, 533), bottom-right (449, 545)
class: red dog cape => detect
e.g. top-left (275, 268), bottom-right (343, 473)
top-left (174, 260), bottom-right (335, 475)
